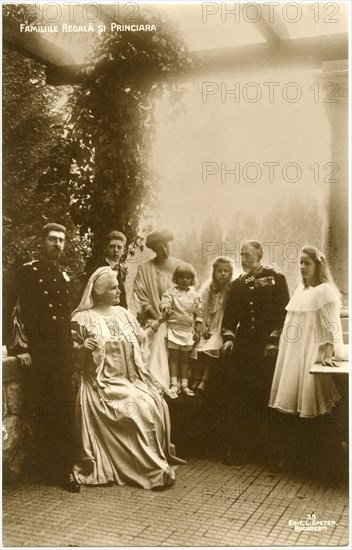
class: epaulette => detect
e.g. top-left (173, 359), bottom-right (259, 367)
top-left (59, 265), bottom-right (72, 275)
top-left (262, 264), bottom-right (282, 274)
top-left (23, 260), bottom-right (39, 267)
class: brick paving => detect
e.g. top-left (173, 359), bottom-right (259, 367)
top-left (3, 457), bottom-right (349, 547)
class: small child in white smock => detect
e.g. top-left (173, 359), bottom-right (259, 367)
top-left (160, 263), bottom-right (203, 397)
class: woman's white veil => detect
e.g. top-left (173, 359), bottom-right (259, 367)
top-left (73, 266), bottom-right (116, 315)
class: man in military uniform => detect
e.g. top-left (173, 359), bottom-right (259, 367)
top-left (76, 230), bottom-right (128, 308)
top-left (221, 240), bottom-right (290, 465)
top-left (15, 223), bottom-right (79, 491)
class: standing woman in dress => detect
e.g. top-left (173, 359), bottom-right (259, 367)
top-left (268, 246), bottom-right (344, 469)
top-left (269, 246), bottom-right (343, 417)
top-left (133, 230), bottom-right (183, 390)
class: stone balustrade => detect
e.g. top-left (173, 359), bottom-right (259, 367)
top-left (2, 347), bottom-right (30, 481)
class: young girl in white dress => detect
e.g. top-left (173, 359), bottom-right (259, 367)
top-left (160, 263), bottom-right (203, 397)
top-left (269, 246), bottom-right (343, 418)
top-left (191, 257), bottom-right (234, 392)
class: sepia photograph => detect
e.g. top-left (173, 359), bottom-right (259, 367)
top-left (2, 0), bottom-right (350, 547)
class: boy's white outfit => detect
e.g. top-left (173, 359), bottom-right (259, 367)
top-left (160, 286), bottom-right (203, 349)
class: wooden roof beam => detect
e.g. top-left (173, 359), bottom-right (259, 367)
top-left (189, 32), bottom-right (348, 78)
top-left (244, 2), bottom-right (290, 43)
top-left (3, 17), bottom-right (75, 68)
top-left (45, 32), bottom-right (348, 85)
top-left (45, 31), bottom-right (348, 86)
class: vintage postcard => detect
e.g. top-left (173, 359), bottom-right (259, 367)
top-left (2, 1), bottom-right (350, 547)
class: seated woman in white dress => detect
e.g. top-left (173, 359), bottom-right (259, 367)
top-left (71, 266), bottom-right (185, 490)
top-left (269, 246), bottom-right (343, 419)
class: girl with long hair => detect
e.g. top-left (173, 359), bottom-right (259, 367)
top-left (191, 257), bottom-right (234, 392)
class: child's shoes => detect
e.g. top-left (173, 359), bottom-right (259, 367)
top-left (181, 386), bottom-right (195, 397)
top-left (170, 384), bottom-right (181, 398)
top-left (167, 387), bottom-right (179, 399)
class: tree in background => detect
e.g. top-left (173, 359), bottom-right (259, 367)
top-left (259, 196), bottom-right (322, 294)
top-left (2, 5), bottom-right (87, 283)
top-left (66, 10), bottom-right (193, 262)
top-left (190, 200), bottom-right (322, 294)
top-left (172, 228), bottom-right (203, 283)
top-left (3, 4), bottom-right (193, 279)
top-left (3, 6), bottom-right (323, 299)
top-left (198, 215), bottom-right (223, 283)
top-left (172, 216), bottom-right (224, 289)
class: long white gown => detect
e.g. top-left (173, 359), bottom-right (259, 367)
top-left (269, 283), bottom-right (343, 418)
top-left (71, 307), bottom-right (184, 489)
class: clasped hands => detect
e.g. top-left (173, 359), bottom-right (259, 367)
top-left (159, 304), bottom-right (173, 320)
top-left (193, 329), bottom-right (201, 343)
top-left (82, 337), bottom-right (100, 352)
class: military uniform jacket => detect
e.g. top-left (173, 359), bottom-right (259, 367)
top-left (222, 266), bottom-right (290, 361)
top-left (15, 258), bottom-right (72, 365)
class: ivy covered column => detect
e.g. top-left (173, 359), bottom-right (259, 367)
top-left (67, 21), bottom-right (192, 261)
top-left (320, 60), bottom-right (348, 310)
top-left (88, 76), bottom-right (155, 258)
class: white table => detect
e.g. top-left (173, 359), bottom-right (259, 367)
top-left (310, 361), bottom-right (349, 375)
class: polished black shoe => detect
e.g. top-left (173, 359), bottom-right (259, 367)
top-left (63, 474), bottom-right (81, 493)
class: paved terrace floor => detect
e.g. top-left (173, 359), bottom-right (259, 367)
top-left (3, 454), bottom-right (349, 547)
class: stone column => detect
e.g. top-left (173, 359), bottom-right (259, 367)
top-left (319, 60), bottom-right (348, 310)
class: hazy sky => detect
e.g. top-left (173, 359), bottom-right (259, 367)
top-left (152, 2), bottom-right (348, 50)
top-left (33, 1), bottom-right (347, 237)
top-left (151, 69), bottom-right (333, 235)
top-left (147, 1), bottom-right (348, 236)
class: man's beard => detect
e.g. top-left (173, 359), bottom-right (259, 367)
top-left (47, 247), bottom-right (62, 259)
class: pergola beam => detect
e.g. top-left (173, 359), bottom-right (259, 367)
top-left (246, 2), bottom-right (290, 43)
top-left (3, 18), bottom-right (75, 68)
top-left (44, 32), bottom-right (348, 85)
top-left (3, 13), bottom-right (348, 85)
top-left (189, 32), bottom-right (348, 78)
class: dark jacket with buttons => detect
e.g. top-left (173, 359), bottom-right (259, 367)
top-left (15, 258), bottom-right (73, 367)
top-left (222, 266), bottom-right (290, 367)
